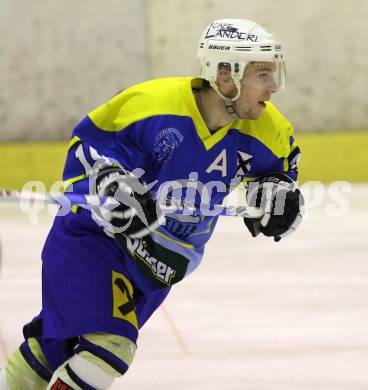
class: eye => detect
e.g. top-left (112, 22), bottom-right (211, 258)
top-left (258, 72), bottom-right (269, 80)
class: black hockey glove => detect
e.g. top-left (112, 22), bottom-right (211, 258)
top-left (243, 172), bottom-right (304, 240)
top-left (92, 166), bottom-right (165, 238)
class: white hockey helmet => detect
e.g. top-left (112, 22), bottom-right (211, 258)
top-left (197, 19), bottom-right (286, 101)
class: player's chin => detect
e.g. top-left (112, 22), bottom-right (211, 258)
top-left (237, 103), bottom-right (265, 120)
top-left (243, 108), bottom-right (264, 120)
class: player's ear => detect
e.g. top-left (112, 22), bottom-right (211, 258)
top-left (215, 63), bottom-right (238, 99)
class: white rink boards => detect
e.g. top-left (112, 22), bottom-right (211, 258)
top-left (0, 185), bottom-right (367, 389)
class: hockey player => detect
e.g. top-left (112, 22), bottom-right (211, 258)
top-left (0, 19), bottom-right (304, 389)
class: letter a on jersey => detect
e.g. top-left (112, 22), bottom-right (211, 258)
top-left (206, 149), bottom-right (227, 177)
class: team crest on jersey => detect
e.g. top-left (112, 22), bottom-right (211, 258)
top-left (236, 151), bottom-right (253, 177)
top-left (154, 127), bottom-right (184, 164)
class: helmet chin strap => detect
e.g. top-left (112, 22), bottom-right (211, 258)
top-left (209, 78), bottom-right (242, 117)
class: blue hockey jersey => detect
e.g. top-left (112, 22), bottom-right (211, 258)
top-left (61, 77), bottom-right (300, 291)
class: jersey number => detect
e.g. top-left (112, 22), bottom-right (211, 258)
top-left (112, 271), bottom-right (138, 329)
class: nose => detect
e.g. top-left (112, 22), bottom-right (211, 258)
top-left (266, 78), bottom-right (278, 94)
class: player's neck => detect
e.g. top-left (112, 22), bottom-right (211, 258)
top-left (195, 88), bottom-right (237, 132)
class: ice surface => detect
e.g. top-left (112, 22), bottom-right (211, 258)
top-left (0, 185), bottom-right (367, 389)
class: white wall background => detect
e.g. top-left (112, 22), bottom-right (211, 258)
top-left (0, 0), bottom-right (367, 140)
top-left (0, 0), bottom-right (148, 140)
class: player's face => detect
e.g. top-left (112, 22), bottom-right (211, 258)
top-left (234, 62), bottom-right (279, 119)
